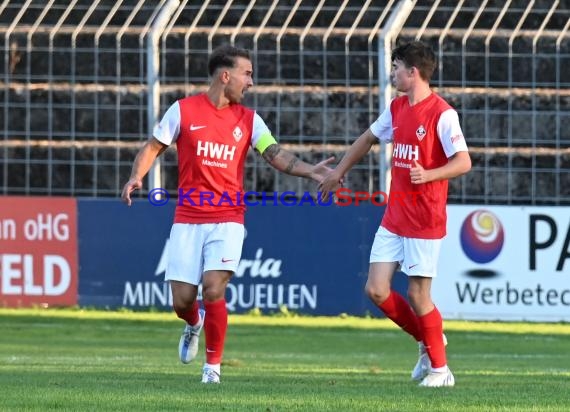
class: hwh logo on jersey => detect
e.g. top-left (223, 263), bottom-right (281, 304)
top-left (197, 140), bottom-right (236, 161)
top-left (392, 143), bottom-right (419, 161)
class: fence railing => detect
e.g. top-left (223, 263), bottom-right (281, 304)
top-left (1, 0), bottom-right (569, 204)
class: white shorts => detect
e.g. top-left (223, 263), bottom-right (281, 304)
top-left (369, 226), bottom-right (442, 278)
top-left (165, 222), bottom-right (245, 285)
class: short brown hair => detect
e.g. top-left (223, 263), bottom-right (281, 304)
top-left (391, 41), bottom-right (437, 81)
top-left (208, 45), bottom-right (251, 76)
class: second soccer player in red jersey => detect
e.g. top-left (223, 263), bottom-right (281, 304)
top-left (320, 40), bottom-right (471, 387)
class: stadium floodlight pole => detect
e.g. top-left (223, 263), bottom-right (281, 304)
top-left (378, 0), bottom-right (416, 194)
top-left (147, 0), bottom-right (180, 193)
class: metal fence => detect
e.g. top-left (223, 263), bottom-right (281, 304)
top-left (1, 0), bottom-right (569, 204)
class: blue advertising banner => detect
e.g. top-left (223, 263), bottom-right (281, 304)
top-left (78, 199), bottom-right (408, 315)
top-left (78, 199), bottom-right (173, 308)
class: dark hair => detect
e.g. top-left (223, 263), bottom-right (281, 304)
top-left (207, 45), bottom-right (251, 76)
top-left (391, 41), bottom-right (437, 81)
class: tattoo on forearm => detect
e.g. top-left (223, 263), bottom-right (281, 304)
top-left (262, 144), bottom-right (281, 162)
top-left (284, 157), bottom-right (299, 174)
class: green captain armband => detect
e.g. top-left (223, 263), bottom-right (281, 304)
top-left (255, 132), bottom-right (278, 155)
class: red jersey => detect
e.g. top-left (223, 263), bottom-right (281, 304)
top-left (153, 93), bottom-right (271, 224)
top-left (370, 93), bottom-right (468, 239)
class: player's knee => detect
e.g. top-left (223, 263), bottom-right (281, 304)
top-left (201, 285), bottom-right (225, 302)
top-left (365, 282), bottom-right (389, 304)
top-left (173, 300), bottom-right (194, 316)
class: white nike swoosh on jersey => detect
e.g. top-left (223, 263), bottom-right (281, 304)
top-left (190, 124), bottom-right (206, 131)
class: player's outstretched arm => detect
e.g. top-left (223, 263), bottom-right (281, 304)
top-left (261, 144), bottom-right (335, 183)
top-left (319, 129), bottom-right (377, 194)
top-left (121, 137), bottom-right (168, 206)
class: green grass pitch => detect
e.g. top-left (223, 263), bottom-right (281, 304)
top-left (1, 309), bottom-right (569, 411)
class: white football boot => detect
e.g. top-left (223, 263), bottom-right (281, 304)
top-left (411, 334), bottom-right (448, 381)
top-left (178, 308), bottom-right (206, 364)
top-left (201, 365), bottom-right (221, 384)
top-left (419, 367), bottom-right (455, 387)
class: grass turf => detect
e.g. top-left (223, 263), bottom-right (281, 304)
top-left (1, 308), bottom-right (569, 411)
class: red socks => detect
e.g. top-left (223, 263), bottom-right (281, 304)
top-left (378, 291), bottom-right (423, 342)
top-left (418, 306), bottom-right (447, 368)
top-left (175, 300), bottom-right (200, 326)
top-left (203, 299), bottom-right (228, 365)
top-left (175, 299), bottom-right (228, 365)
top-left (378, 292), bottom-right (447, 369)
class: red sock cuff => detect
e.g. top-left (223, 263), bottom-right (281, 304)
top-left (175, 300), bottom-right (200, 326)
top-left (419, 306), bottom-right (442, 327)
top-left (203, 298), bottom-right (227, 312)
top-left (378, 291), bottom-right (397, 313)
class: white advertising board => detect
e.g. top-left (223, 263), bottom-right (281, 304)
top-left (434, 206), bottom-right (570, 322)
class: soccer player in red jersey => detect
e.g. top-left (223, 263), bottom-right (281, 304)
top-left (121, 45), bottom-right (333, 384)
top-left (320, 41), bottom-right (471, 387)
